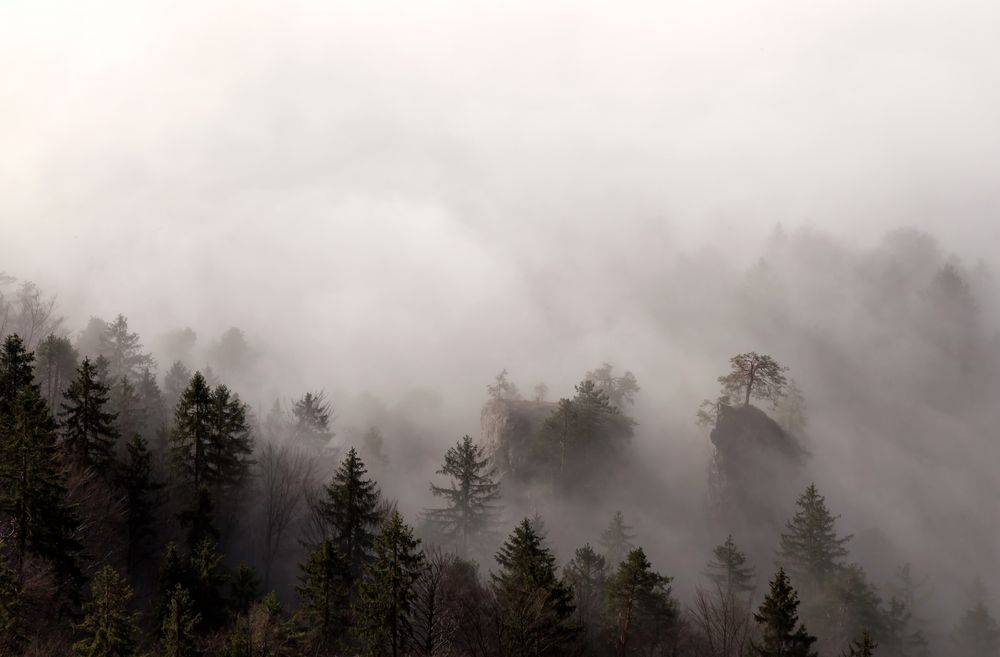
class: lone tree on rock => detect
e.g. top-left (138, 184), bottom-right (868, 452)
top-left (719, 352), bottom-right (789, 408)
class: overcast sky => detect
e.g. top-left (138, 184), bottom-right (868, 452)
top-left (3, 0), bottom-right (1000, 399)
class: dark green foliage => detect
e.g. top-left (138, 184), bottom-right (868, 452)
top-left (778, 483), bottom-right (851, 589)
top-left (426, 435), bottom-right (501, 557)
top-left (319, 447), bottom-right (381, 579)
top-left (189, 539), bottom-right (229, 631)
top-left (0, 551), bottom-right (23, 657)
top-left (0, 335), bottom-right (83, 587)
top-left (752, 568), bottom-right (818, 657)
top-left (353, 511), bottom-right (425, 657)
top-left (606, 547), bottom-right (679, 656)
top-left (563, 544), bottom-right (608, 651)
top-left (170, 372), bottom-right (214, 490)
top-left (491, 518), bottom-right (576, 656)
top-left (206, 384), bottom-right (254, 489)
top-left (161, 585), bottom-right (200, 657)
top-left (60, 357), bottom-right (118, 469)
top-left (707, 534), bottom-right (756, 595)
top-left (73, 565), bottom-right (139, 657)
top-left (600, 510), bottom-right (635, 568)
top-left (843, 630), bottom-right (877, 657)
top-left (296, 539), bottom-right (352, 654)
top-left (537, 379), bottom-right (634, 491)
top-left (117, 435), bottom-right (164, 576)
top-left (292, 391), bottom-right (333, 448)
top-left (136, 367), bottom-right (168, 440)
top-left (178, 486), bottom-right (220, 551)
top-left (111, 375), bottom-right (143, 449)
top-left (718, 352), bottom-right (789, 407)
top-left (230, 563), bottom-right (261, 615)
top-left (35, 334), bottom-right (78, 412)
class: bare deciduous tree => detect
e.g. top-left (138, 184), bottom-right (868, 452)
top-left (256, 443), bottom-right (319, 588)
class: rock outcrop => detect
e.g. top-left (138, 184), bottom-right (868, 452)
top-left (481, 399), bottom-right (557, 480)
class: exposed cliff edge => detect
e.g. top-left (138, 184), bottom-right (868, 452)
top-left (480, 399), bottom-right (557, 480)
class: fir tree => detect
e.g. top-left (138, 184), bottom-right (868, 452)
top-left (490, 518), bottom-right (576, 655)
top-left (843, 630), bottom-right (878, 657)
top-left (136, 366), bottom-right (168, 441)
top-left (111, 375), bottom-right (143, 449)
top-left (563, 544), bottom-right (608, 651)
top-left (73, 565), bottom-right (139, 657)
top-left (600, 510), bottom-right (636, 567)
top-left (292, 391), bottom-right (334, 448)
top-left (170, 372), bottom-right (214, 490)
top-left (161, 585), bottom-right (200, 657)
top-left (102, 315), bottom-right (154, 383)
top-left (117, 435), bottom-right (164, 576)
top-left (206, 384), bottom-right (253, 490)
top-left (426, 435), bottom-right (501, 557)
top-left (707, 534), bottom-right (756, 596)
top-left (353, 511), bottom-right (425, 657)
top-left (752, 568), bottom-right (818, 657)
top-left (778, 484), bottom-right (852, 589)
top-left (60, 357), bottom-right (118, 469)
top-left (35, 334), bottom-right (78, 413)
top-left (229, 563), bottom-right (261, 616)
top-left (319, 447), bottom-right (381, 579)
top-left (296, 539), bottom-right (352, 654)
top-left (606, 547), bottom-right (678, 656)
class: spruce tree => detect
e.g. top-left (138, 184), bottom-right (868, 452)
top-left (353, 511), bottom-right (425, 657)
top-left (707, 534), bottom-right (756, 595)
top-left (206, 384), bottom-right (253, 489)
top-left (319, 447), bottom-right (381, 579)
top-left (111, 375), bottom-right (143, 449)
top-left (117, 434), bottom-right (164, 576)
top-left (102, 315), bottom-right (154, 383)
top-left (778, 484), bottom-right (851, 589)
top-left (60, 357), bottom-right (118, 469)
top-left (296, 539), bottom-right (352, 654)
top-left (426, 435), bottom-right (501, 557)
top-left (563, 544), bottom-right (608, 651)
top-left (600, 510), bottom-right (636, 567)
top-left (170, 372), bottom-right (214, 490)
top-left (292, 391), bottom-right (334, 448)
top-left (161, 585), bottom-right (200, 657)
top-left (491, 518), bottom-right (576, 655)
top-left (230, 563), bottom-right (261, 616)
top-left (73, 565), bottom-right (139, 657)
top-left (35, 334), bottom-right (78, 413)
top-left (844, 630), bottom-right (877, 657)
top-left (137, 366), bottom-right (168, 441)
top-left (606, 547), bottom-right (678, 656)
top-left (752, 568), bottom-right (818, 657)
top-left (0, 335), bottom-right (83, 586)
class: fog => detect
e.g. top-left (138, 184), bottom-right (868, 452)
top-left (3, 1), bottom-right (1000, 653)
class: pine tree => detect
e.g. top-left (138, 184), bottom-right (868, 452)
top-left (843, 630), bottom-right (878, 657)
top-left (319, 447), bottom-right (381, 579)
top-left (296, 539), bottom-right (352, 654)
top-left (491, 518), bottom-right (576, 655)
top-left (707, 534), bottom-right (756, 595)
top-left (35, 334), bottom-right (78, 413)
top-left (426, 435), bottom-right (501, 557)
top-left (778, 484), bottom-right (852, 589)
top-left (73, 565), bottom-right (139, 657)
top-left (606, 547), bottom-right (678, 656)
top-left (563, 544), bottom-right (608, 650)
top-left (600, 510), bottom-right (636, 567)
top-left (164, 361), bottom-right (192, 415)
top-left (0, 335), bottom-right (83, 586)
top-left (111, 375), bottom-right (143, 448)
top-left (117, 435), bottom-right (164, 576)
top-left (161, 585), bottom-right (200, 657)
top-left (60, 357), bottom-right (119, 469)
top-left (752, 568), bottom-right (818, 657)
top-left (292, 391), bottom-right (334, 449)
top-left (353, 511), bottom-right (426, 657)
top-left (230, 563), bottom-right (261, 615)
top-left (0, 550), bottom-right (23, 657)
top-left (102, 315), bottom-right (154, 383)
top-left (137, 366), bottom-right (168, 441)
top-left (170, 372), bottom-right (214, 490)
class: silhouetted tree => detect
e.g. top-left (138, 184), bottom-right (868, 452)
top-left (563, 543), bottom-right (607, 652)
top-left (427, 435), bottom-right (501, 557)
top-left (487, 369), bottom-right (521, 401)
top-left (778, 484), bottom-right (851, 590)
top-left (718, 352), bottom-right (788, 407)
top-left (102, 315), bottom-right (154, 383)
top-left (117, 435), bottom-right (164, 576)
top-left (607, 547), bottom-right (679, 656)
top-left (297, 539), bottom-right (352, 655)
top-left (293, 391), bottom-right (334, 449)
top-left (585, 362), bottom-right (640, 408)
top-left (35, 334), bottom-right (77, 412)
top-left (60, 357), bottom-right (118, 469)
top-left (752, 569), bottom-right (818, 657)
top-left (319, 447), bottom-right (381, 580)
top-left (707, 535), bottom-right (756, 596)
top-left (600, 511), bottom-right (635, 568)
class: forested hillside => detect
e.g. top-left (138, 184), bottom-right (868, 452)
top-left (1, 226), bottom-right (999, 657)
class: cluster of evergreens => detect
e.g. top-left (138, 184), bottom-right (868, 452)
top-left (0, 293), bottom-right (997, 657)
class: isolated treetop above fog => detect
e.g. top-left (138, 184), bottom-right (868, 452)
top-left (718, 352), bottom-right (789, 408)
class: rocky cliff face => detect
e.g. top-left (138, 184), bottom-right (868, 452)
top-left (480, 399), bottom-right (557, 480)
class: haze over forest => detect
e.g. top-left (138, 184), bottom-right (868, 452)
top-left (2, 2), bottom-right (1000, 657)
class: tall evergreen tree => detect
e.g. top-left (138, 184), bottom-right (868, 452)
top-left (117, 435), bottom-right (164, 576)
top-left (606, 547), bottom-right (679, 656)
top-left (170, 372), bottom-right (214, 490)
top-left (752, 569), bottom-right (818, 657)
top-left (844, 630), bottom-right (878, 657)
top-left (35, 334), bottom-right (78, 413)
top-left (177, 486), bottom-right (220, 552)
top-left (426, 435), bottom-right (501, 557)
top-left (778, 484), bottom-right (852, 589)
top-left (164, 361), bottom-right (192, 416)
top-left (229, 563), bottom-right (261, 616)
top-left (353, 511), bottom-right (425, 657)
top-left (137, 366), bottom-right (167, 440)
top-left (292, 391), bottom-right (334, 448)
top-left (73, 565), bottom-right (139, 657)
top-left (111, 375), bottom-right (143, 449)
top-left (0, 335), bottom-right (83, 586)
top-left (160, 585), bottom-right (200, 657)
top-left (205, 384), bottom-right (253, 490)
top-left (60, 357), bottom-right (119, 469)
top-left (296, 539), bottom-right (352, 655)
top-left (707, 534), bottom-right (756, 596)
top-left (562, 543), bottom-right (608, 649)
top-left (102, 315), bottom-right (154, 383)
top-left (600, 510), bottom-right (636, 567)
top-left (490, 518), bottom-right (576, 656)
top-left (319, 447), bottom-right (381, 579)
